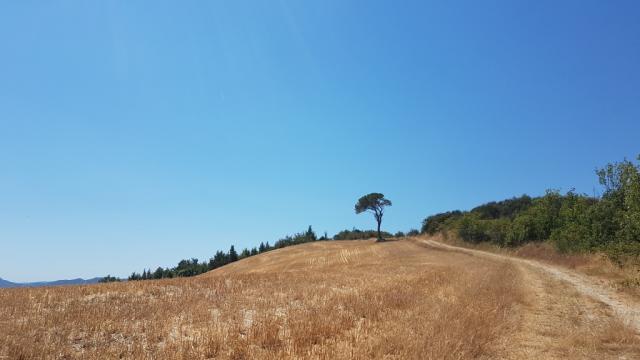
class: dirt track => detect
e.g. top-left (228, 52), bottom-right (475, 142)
top-left (421, 239), bottom-right (640, 332)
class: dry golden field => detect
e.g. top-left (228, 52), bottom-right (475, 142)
top-left (1, 238), bottom-right (639, 359)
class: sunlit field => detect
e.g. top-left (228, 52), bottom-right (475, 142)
top-left (3, 239), bottom-right (639, 359)
top-left (0, 239), bottom-right (523, 359)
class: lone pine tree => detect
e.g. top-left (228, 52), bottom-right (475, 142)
top-left (355, 193), bottom-right (392, 242)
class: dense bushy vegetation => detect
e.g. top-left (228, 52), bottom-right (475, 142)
top-left (333, 228), bottom-right (393, 240)
top-left (273, 226), bottom-right (318, 248)
top-left (406, 229), bottom-right (420, 236)
top-left (98, 275), bottom-right (121, 283)
top-left (422, 156), bottom-right (640, 264)
top-left (421, 211), bottom-right (464, 235)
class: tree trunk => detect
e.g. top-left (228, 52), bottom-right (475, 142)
top-left (376, 219), bottom-right (384, 242)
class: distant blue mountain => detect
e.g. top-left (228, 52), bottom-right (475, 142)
top-left (0, 277), bottom-right (103, 288)
top-left (0, 278), bottom-right (19, 288)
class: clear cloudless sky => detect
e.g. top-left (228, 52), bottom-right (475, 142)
top-left (1, 1), bottom-right (639, 281)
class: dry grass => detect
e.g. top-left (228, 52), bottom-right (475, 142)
top-left (436, 232), bottom-right (640, 298)
top-left (0, 239), bottom-right (523, 359)
top-left (508, 264), bottom-right (640, 360)
top-left (4, 238), bottom-right (639, 359)
top-left (512, 242), bottom-right (640, 296)
top-left (513, 242), bottom-right (592, 269)
top-left (425, 235), bottom-right (640, 359)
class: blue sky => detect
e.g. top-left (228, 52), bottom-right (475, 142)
top-left (1, 1), bottom-right (639, 281)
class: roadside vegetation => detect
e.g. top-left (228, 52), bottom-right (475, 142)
top-left (422, 155), bottom-right (640, 264)
top-left (421, 155), bottom-right (640, 296)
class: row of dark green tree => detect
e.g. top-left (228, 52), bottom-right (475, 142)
top-left (421, 155), bottom-right (640, 265)
top-left (100, 226), bottom-right (414, 283)
top-left (125, 239), bottom-right (277, 281)
top-left (331, 228), bottom-right (419, 240)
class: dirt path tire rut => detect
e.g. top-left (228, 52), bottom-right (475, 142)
top-left (422, 239), bottom-right (640, 333)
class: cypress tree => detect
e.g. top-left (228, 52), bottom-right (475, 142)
top-left (229, 245), bottom-right (239, 262)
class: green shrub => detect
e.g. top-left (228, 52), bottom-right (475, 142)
top-left (604, 241), bottom-right (640, 267)
top-left (407, 229), bottom-right (420, 236)
top-left (457, 215), bottom-right (489, 243)
top-left (421, 211), bottom-right (462, 234)
top-left (470, 195), bottom-right (533, 220)
top-left (333, 228), bottom-right (393, 240)
top-left (485, 218), bottom-right (511, 246)
top-left (420, 155), bottom-right (640, 257)
top-left (550, 223), bottom-right (592, 253)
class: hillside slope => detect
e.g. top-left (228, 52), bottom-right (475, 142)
top-left (1, 238), bottom-right (639, 359)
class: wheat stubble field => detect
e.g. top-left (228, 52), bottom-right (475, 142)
top-left (1, 238), bottom-right (639, 359)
